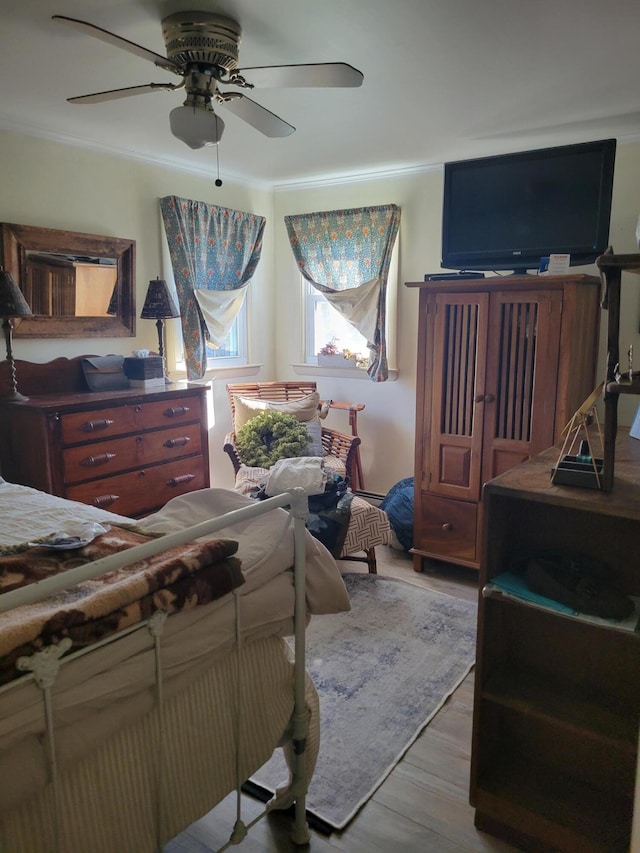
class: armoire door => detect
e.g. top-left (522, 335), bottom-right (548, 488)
top-left (481, 288), bottom-right (562, 482)
top-left (428, 291), bottom-right (489, 502)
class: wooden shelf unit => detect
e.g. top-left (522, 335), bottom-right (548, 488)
top-left (470, 435), bottom-right (640, 852)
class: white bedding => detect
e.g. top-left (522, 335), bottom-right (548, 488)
top-left (0, 482), bottom-right (350, 851)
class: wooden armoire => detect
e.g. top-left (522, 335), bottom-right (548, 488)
top-left (405, 274), bottom-right (601, 571)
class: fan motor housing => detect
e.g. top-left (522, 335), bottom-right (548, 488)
top-left (162, 12), bottom-right (241, 72)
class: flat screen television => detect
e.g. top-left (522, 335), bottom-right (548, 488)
top-left (441, 138), bottom-right (617, 275)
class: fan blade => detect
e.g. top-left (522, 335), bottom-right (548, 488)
top-left (235, 63), bottom-right (363, 88)
top-left (219, 93), bottom-right (295, 137)
top-left (68, 82), bottom-right (182, 104)
top-left (52, 15), bottom-right (180, 73)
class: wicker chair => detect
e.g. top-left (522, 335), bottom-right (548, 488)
top-left (223, 381), bottom-right (361, 483)
top-left (223, 381), bottom-right (390, 573)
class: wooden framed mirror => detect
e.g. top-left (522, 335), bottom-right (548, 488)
top-left (0, 222), bottom-right (135, 338)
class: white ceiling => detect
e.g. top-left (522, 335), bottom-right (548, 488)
top-left (2, 0), bottom-right (640, 187)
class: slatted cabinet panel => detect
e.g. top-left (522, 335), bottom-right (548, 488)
top-left (406, 274), bottom-right (600, 570)
top-left (482, 289), bottom-right (562, 484)
top-left (429, 292), bottom-right (488, 503)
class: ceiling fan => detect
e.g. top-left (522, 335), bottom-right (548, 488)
top-left (53, 11), bottom-right (364, 150)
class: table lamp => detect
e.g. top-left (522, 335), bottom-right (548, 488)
top-left (0, 267), bottom-right (32, 402)
top-left (140, 277), bottom-right (180, 379)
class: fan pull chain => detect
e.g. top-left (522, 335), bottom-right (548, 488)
top-left (214, 117), bottom-right (223, 187)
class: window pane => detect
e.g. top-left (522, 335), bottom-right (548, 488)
top-left (307, 282), bottom-right (368, 360)
top-left (206, 321), bottom-right (239, 359)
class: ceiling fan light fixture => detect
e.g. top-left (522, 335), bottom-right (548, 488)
top-left (169, 103), bottom-right (225, 149)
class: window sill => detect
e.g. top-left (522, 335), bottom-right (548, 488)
top-left (168, 363), bottom-right (263, 383)
top-left (292, 363), bottom-right (398, 381)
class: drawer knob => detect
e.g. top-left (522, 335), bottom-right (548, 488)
top-left (442, 522), bottom-right (452, 531)
top-left (168, 473), bottom-right (196, 487)
top-left (80, 452), bottom-right (116, 467)
top-left (164, 436), bottom-right (191, 448)
top-left (79, 418), bottom-right (114, 432)
top-left (164, 405), bottom-right (190, 418)
top-left (93, 494), bottom-right (119, 508)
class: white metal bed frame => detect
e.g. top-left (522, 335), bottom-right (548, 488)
top-left (0, 488), bottom-right (312, 852)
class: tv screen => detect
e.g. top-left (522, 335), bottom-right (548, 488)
top-left (441, 139), bottom-right (617, 274)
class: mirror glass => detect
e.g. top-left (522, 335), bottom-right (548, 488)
top-left (0, 222), bottom-right (135, 338)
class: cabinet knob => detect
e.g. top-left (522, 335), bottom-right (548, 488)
top-left (442, 522), bottom-right (452, 531)
top-left (92, 494), bottom-right (119, 508)
top-left (164, 436), bottom-right (191, 448)
top-left (164, 406), bottom-right (190, 418)
top-left (80, 452), bottom-right (116, 467)
top-left (79, 418), bottom-right (114, 432)
top-left (168, 473), bottom-right (196, 487)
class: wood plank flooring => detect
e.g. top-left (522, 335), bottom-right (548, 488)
top-left (165, 547), bottom-right (520, 853)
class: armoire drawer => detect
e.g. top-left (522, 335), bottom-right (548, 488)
top-left (62, 422), bottom-right (203, 484)
top-left (65, 456), bottom-right (208, 517)
top-left (59, 394), bottom-right (202, 444)
top-left (416, 494), bottom-right (477, 563)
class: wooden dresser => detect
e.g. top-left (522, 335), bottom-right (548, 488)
top-left (405, 273), bottom-right (601, 571)
top-left (0, 357), bottom-right (209, 518)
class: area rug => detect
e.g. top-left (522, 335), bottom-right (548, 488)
top-left (250, 572), bottom-right (477, 831)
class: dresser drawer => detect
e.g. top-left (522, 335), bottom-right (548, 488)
top-left (416, 494), bottom-right (477, 563)
top-left (65, 457), bottom-right (208, 516)
top-left (59, 394), bottom-right (202, 444)
top-left (62, 422), bottom-right (203, 484)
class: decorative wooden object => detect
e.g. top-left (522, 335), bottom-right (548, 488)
top-left (0, 356), bottom-right (209, 517)
top-left (551, 382), bottom-right (604, 489)
top-left (470, 434), bottom-right (640, 852)
top-left (405, 274), bottom-right (601, 570)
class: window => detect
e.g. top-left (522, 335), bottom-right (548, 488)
top-left (168, 300), bottom-right (248, 373)
top-left (305, 280), bottom-right (369, 364)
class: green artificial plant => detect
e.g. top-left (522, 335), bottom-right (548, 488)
top-left (236, 410), bottom-right (311, 468)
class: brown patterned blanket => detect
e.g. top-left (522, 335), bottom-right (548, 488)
top-left (0, 526), bottom-right (243, 684)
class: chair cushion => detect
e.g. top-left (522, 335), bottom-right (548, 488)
top-left (233, 392), bottom-right (320, 431)
top-left (340, 497), bottom-right (392, 557)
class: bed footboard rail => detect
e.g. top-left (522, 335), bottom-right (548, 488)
top-left (0, 488), bottom-right (312, 851)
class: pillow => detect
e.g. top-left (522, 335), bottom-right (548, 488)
top-left (303, 417), bottom-right (323, 457)
top-left (234, 464), bottom-right (269, 496)
top-left (233, 391), bottom-right (320, 432)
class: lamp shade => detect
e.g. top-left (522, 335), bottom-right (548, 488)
top-left (0, 268), bottom-right (32, 318)
top-left (169, 104), bottom-right (225, 149)
top-left (140, 278), bottom-right (180, 320)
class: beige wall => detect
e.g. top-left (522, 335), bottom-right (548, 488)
top-left (2, 128), bottom-right (640, 495)
top-left (0, 129), bottom-right (275, 488)
top-left (274, 141), bottom-right (640, 494)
